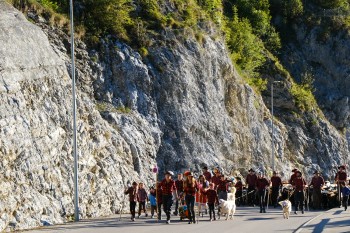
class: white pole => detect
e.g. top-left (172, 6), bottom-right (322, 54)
top-left (69, 0), bottom-right (79, 222)
top-left (271, 82), bottom-right (274, 172)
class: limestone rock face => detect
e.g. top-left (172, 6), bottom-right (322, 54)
top-left (0, 1), bottom-right (349, 231)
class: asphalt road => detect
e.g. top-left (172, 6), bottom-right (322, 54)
top-left (25, 207), bottom-right (325, 233)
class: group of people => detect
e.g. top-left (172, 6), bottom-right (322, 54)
top-left (124, 165), bottom-right (350, 223)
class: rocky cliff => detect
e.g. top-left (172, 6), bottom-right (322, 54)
top-left (0, 0), bottom-right (349, 231)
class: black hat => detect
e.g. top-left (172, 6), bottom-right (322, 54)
top-left (203, 166), bottom-right (208, 170)
top-left (338, 165), bottom-right (346, 170)
top-left (248, 168), bottom-right (255, 172)
top-left (235, 176), bottom-right (241, 180)
top-left (313, 170), bottom-right (320, 174)
top-left (292, 169), bottom-right (298, 172)
top-left (296, 171), bottom-right (302, 175)
top-left (132, 181), bottom-right (137, 185)
top-left (273, 171), bottom-right (278, 174)
top-left (165, 171), bottom-right (174, 176)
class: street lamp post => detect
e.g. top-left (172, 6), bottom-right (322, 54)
top-left (69, 0), bottom-right (79, 222)
top-left (271, 81), bottom-right (281, 172)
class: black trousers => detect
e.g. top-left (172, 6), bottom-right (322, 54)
top-left (129, 201), bottom-right (136, 218)
top-left (157, 203), bottom-right (162, 219)
top-left (236, 190), bottom-right (243, 206)
top-left (138, 201), bottom-right (147, 215)
top-left (258, 189), bottom-right (266, 210)
top-left (162, 195), bottom-right (173, 220)
top-left (343, 195), bottom-right (349, 209)
top-left (185, 195), bottom-right (195, 222)
top-left (208, 203), bottom-right (215, 219)
top-left (294, 191), bottom-right (305, 211)
top-left (247, 186), bottom-right (256, 205)
top-left (271, 187), bottom-right (279, 206)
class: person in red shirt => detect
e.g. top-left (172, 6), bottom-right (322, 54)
top-left (206, 183), bottom-right (219, 221)
top-left (246, 168), bottom-right (257, 206)
top-left (160, 171), bottom-right (177, 224)
top-left (291, 170), bottom-right (306, 214)
top-left (270, 171), bottom-right (282, 208)
top-left (256, 171), bottom-right (270, 213)
top-left (211, 170), bottom-right (221, 188)
top-left (183, 172), bottom-right (198, 224)
top-left (173, 173), bottom-right (184, 216)
top-left (335, 165), bottom-right (348, 207)
top-left (202, 166), bottom-right (212, 182)
top-left (124, 181), bottom-right (138, 221)
top-left (217, 175), bottom-right (229, 200)
top-left (137, 182), bottom-right (148, 218)
top-left (310, 170), bottom-right (324, 209)
top-left (197, 175), bottom-right (209, 215)
top-left (235, 177), bottom-right (243, 206)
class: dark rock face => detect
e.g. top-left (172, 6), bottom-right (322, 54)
top-left (0, 1), bottom-right (349, 231)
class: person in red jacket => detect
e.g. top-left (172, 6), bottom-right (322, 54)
top-left (183, 172), bottom-right (198, 224)
top-left (256, 171), bottom-right (270, 213)
top-left (291, 170), bottom-right (306, 214)
top-left (124, 182), bottom-right (138, 221)
top-left (235, 177), bottom-right (243, 206)
top-left (270, 171), bottom-right (282, 208)
top-left (211, 170), bottom-right (221, 188)
top-left (289, 169), bottom-right (299, 183)
top-left (246, 168), bottom-right (257, 206)
top-left (137, 182), bottom-right (148, 218)
top-left (309, 170), bottom-right (324, 209)
top-left (160, 171), bottom-right (177, 224)
top-left (335, 165), bottom-right (348, 207)
top-left (206, 183), bottom-right (219, 221)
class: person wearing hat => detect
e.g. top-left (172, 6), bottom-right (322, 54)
top-left (124, 181), bottom-right (138, 221)
top-left (256, 171), bottom-right (270, 213)
top-left (202, 166), bottom-right (212, 182)
top-left (173, 173), bottom-right (184, 216)
top-left (246, 168), bottom-right (257, 206)
top-left (291, 171), bottom-right (306, 214)
top-left (235, 177), bottom-right (243, 206)
top-left (160, 171), bottom-right (177, 224)
top-left (309, 170), bottom-right (324, 209)
top-left (335, 165), bottom-right (348, 207)
top-left (184, 172), bottom-right (198, 224)
top-left (289, 169), bottom-right (299, 184)
top-left (270, 171), bottom-right (282, 208)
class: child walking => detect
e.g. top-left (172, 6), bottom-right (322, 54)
top-left (149, 185), bottom-right (157, 218)
top-left (137, 182), bottom-right (148, 218)
top-left (206, 183), bottom-right (219, 221)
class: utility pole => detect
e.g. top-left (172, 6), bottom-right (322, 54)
top-left (69, 0), bottom-right (79, 222)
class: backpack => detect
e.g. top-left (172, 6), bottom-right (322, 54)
top-left (342, 186), bottom-right (350, 196)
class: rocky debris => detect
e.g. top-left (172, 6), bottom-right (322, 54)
top-left (0, 1), bottom-right (349, 231)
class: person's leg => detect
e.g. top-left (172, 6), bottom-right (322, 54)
top-left (295, 192), bottom-right (300, 213)
top-left (190, 196), bottom-right (196, 223)
top-left (208, 203), bottom-right (213, 220)
top-left (138, 202), bottom-right (141, 217)
top-left (343, 195), bottom-right (349, 210)
top-left (157, 203), bottom-right (162, 220)
top-left (272, 187), bottom-right (278, 207)
top-left (166, 195), bottom-right (172, 221)
top-left (151, 205), bottom-right (155, 217)
top-left (185, 195), bottom-right (192, 222)
top-left (174, 199), bottom-right (179, 215)
top-left (131, 201), bottom-right (136, 219)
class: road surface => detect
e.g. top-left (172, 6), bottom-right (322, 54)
top-left (25, 206), bottom-right (328, 233)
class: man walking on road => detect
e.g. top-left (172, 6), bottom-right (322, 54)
top-left (291, 171), bottom-right (306, 214)
top-left (160, 171), bottom-right (177, 224)
top-left (309, 170), bottom-right (324, 210)
top-left (270, 171), bottom-right (282, 208)
top-left (246, 168), bottom-right (257, 206)
top-left (335, 165), bottom-right (348, 207)
top-left (124, 182), bottom-right (138, 221)
top-left (256, 171), bottom-right (270, 213)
